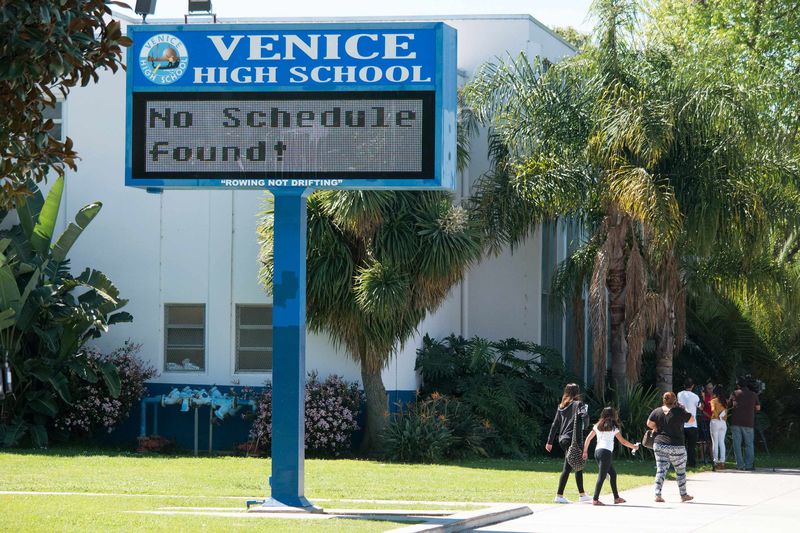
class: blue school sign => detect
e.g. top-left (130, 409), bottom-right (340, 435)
top-left (126, 23), bottom-right (457, 190)
top-left (125, 22), bottom-right (457, 511)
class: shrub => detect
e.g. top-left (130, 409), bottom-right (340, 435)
top-left (416, 334), bottom-right (574, 457)
top-left (55, 342), bottom-right (157, 437)
top-left (383, 393), bottom-right (490, 462)
top-left (248, 372), bottom-right (362, 457)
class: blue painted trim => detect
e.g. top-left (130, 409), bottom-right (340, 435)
top-left (103, 384), bottom-right (416, 453)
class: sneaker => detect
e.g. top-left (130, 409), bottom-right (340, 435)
top-left (578, 494), bottom-right (593, 503)
top-left (554, 495), bottom-right (571, 504)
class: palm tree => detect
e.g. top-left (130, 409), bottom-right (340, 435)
top-left (464, 0), bottom-right (800, 393)
top-left (257, 190), bottom-right (482, 453)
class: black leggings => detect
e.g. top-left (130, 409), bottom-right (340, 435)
top-left (593, 448), bottom-right (619, 500)
top-left (557, 439), bottom-right (585, 495)
top-left (684, 427), bottom-right (698, 467)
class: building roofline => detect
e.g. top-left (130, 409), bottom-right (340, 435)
top-left (111, 10), bottom-right (576, 52)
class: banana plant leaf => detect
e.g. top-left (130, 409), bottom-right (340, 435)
top-left (24, 358), bottom-right (54, 382)
top-left (31, 175), bottom-right (64, 256)
top-left (48, 372), bottom-right (72, 403)
top-left (0, 263), bottom-right (21, 312)
top-left (1, 418), bottom-right (28, 447)
top-left (26, 391), bottom-right (59, 417)
top-left (51, 202), bottom-right (102, 263)
top-left (4, 225), bottom-right (34, 263)
top-left (67, 356), bottom-right (98, 383)
top-left (29, 424), bottom-right (48, 448)
top-left (98, 360), bottom-right (121, 398)
top-left (0, 308), bottom-right (15, 331)
top-left (107, 311), bottom-right (133, 326)
top-left (16, 182), bottom-right (44, 242)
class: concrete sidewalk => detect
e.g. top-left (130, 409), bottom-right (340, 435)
top-left (473, 468), bottom-right (800, 532)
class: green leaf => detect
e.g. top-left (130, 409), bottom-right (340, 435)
top-left (51, 202), bottom-right (102, 263)
top-left (48, 372), bottom-right (72, 403)
top-left (0, 264), bottom-right (22, 312)
top-left (16, 183), bottom-right (44, 241)
top-left (29, 425), bottom-right (48, 448)
top-left (27, 395), bottom-right (58, 417)
top-left (19, 267), bottom-right (40, 310)
top-left (0, 307), bottom-right (15, 331)
top-left (67, 358), bottom-right (98, 383)
top-left (1, 418), bottom-right (28, 447)
top-left (16, 262), bottom-right (36, 275)
top-left (99, 361), bottom-right (121, 398)
top-left (107, 311), bottom-right (133, 325)
top-left (31, 176), bottom-right (64, 256)
top-left (24, 359), bottom-right (54, 382)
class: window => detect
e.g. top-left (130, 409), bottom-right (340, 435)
top-left (42, 101), bottom-right (64, 141)
top-left (236, 305), bottom-right (273, 372)
top-left (164, 304), bottom-right (205, 372)
top-left (540, 221), bottom-right (563, 353)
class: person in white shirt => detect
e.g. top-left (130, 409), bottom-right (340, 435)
top-left (582, 407), bottom-right (640, 506)
top-left (677, 378), bottom-right (701, 467)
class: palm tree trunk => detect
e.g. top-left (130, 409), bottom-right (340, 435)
top-left (607, 218), bottom-right (628, 392)
top-left (655, 298), bottom-right (675, 392)
top-left (359, 352), bottom-right (388, 456)
top-left (572, 291), bottom-right (585, 379)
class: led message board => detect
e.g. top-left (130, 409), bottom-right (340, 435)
top-left (125, 23), bottom-right (457, 190)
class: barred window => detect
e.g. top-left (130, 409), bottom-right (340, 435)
top-left (236, 305), bottom-right (273, 372)
top-left (164, 304), bottom-right (205, 372)
top-left (42, 101), bottom-right (64, 141)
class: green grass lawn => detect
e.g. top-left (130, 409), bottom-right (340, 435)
top-left (1, 447), bottom-right (797, 532)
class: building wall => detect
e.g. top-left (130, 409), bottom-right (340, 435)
top-left (59, 15), bottom-right (575, 402)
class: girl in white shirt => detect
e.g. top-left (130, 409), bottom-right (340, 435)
top-left (582, 407), bottom-right (640, 505)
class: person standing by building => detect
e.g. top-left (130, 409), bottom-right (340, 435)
top-left (546, 383), bottom-right (591, 504)
top-left (647, 392), bottom-right (695, 503)
top-left (582, 407), bottom-right (640, 505)
top-left (729, 377), bottom-right (761, 471)
top-left (709, 385), bottom-right (728, 470)
top-left (677, 378), bottom-right (701, 468)
top-left (699, 381), bottom-right (714, 463)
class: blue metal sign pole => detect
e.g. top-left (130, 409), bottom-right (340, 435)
top-left (261, 187), bottom-right (316, 510)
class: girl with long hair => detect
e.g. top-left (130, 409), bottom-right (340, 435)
top-left (709, 385), bottom-right (728, 470)
top-left (647, 391), bottom-right (695, 502)
top-left (582, 407), bottom-right (640, 505)
top-left (546, 383), bottom-right (590, 503)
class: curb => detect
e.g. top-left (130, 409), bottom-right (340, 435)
top-left (386, 504), bottom-right (532, 533)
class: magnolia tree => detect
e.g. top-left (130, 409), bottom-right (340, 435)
top-left (0, 0), bottom-right (131, 207)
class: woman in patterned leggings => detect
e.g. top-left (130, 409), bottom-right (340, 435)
top-left (647, 391), bottom-right (695, 503)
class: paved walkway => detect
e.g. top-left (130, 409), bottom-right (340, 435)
top-left (473, 468), bottom-right (800, 532)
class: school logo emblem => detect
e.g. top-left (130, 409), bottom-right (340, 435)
top-left (139, 34), bottom-right (189, 85)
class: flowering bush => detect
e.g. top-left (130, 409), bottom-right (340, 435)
top-left (248, 372), bottom-right (362, 457)
top-left (55, 342), bottom-right (157, 436)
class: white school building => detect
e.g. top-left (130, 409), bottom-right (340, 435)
top-left (50, 12), bottom-right (585, 442)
